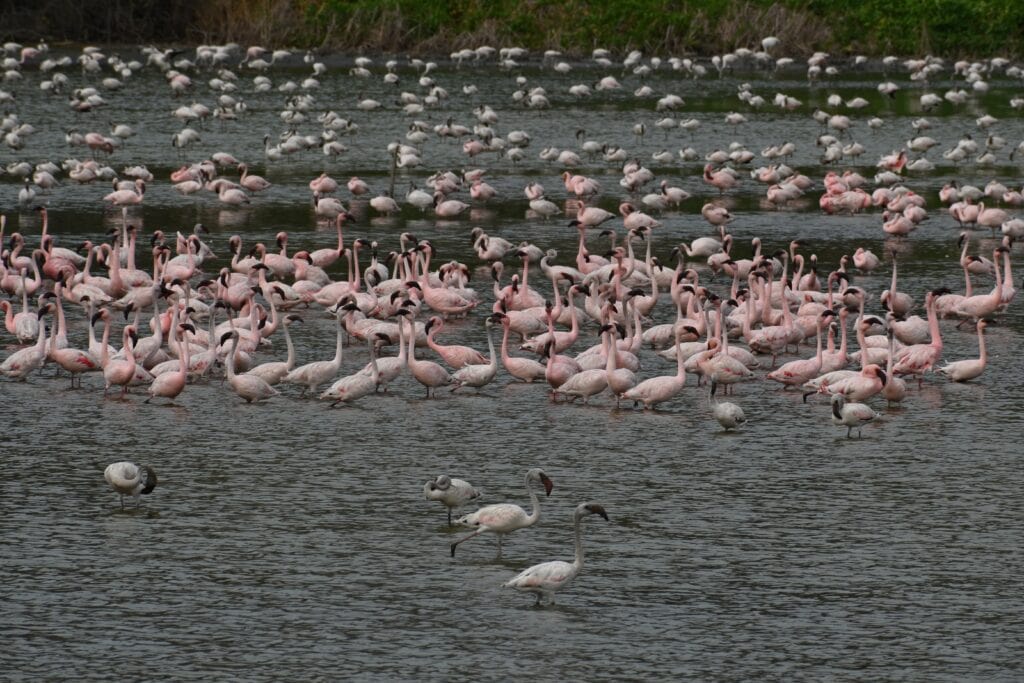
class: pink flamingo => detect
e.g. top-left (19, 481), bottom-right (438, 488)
top-left (238, 163), bottom-right (271, 192)
top-left (424, 475), bottom-right (482, 527)
top-left (766, 311), bottom-right (832, 388)
top-left (309, 172), bottom-right (339, 194)
top-left (102, 325), bottom-right (139, 396)
top-left (493, 312), bottom-right (546, 382)
top-left (954, 247), bottom-right (1004, 323)
top-left (554, 326), bottom-right (611, 404)
top-left (0, 312), bottom-right (48, 380)
top-left (425, 315), bottom-right (486, 368)
top-left (703, 164), bottom-right (738, 193)
top-left (620, 327), bottom-right (686, 409)
top-left (405, 312), bottom-right (453, 398)
top-left (103, 178), bottom-right (145, 206)
top-left (146, 321), bottom-right (191, 403)
top-left (700, 202), bottom-right (734, 227)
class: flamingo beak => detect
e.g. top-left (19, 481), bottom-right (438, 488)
top-left (540, 473), bottom-right (553, 496)
top-left (586, 504), bottom-right (609, 521)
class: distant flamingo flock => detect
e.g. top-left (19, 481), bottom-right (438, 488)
top-left (1, 37), bottom-right (1022, 603)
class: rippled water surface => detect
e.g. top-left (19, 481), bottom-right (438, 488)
top-left (2, 48), bottom-right (1023, 680)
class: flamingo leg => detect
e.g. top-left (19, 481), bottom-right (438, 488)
top-left (450, 528), bottom-right (484, 556)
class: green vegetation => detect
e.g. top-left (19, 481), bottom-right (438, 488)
top-left (4, 0), bottom-right (1024, 58)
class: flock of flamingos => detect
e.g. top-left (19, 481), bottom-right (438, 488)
top-left (1, 37), bottom-right (1021, 604)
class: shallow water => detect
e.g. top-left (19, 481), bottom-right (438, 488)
top-left (1, 49), bottom-right (1023, 680)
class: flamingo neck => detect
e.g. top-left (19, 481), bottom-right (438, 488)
top-left (572, 511), bottom-right (585, 571)
top-left (927, 297), bottom-right (941, 351)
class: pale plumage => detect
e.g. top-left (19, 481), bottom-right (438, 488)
top-left (104, 461), bottom-right (157, 509)
top-left (424, 475), bottom-right (482, 525)
top-left (831, 394), bottom-right (879, 438)
top-left (451, 468), bottom-right (553, 557)
top-left (504, 502), bottom-right (608, 605)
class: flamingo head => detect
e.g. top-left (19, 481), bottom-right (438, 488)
top-left (527, 468), bottom-right (554, 496)
top-left (580, 503), bottom-right (609, 521)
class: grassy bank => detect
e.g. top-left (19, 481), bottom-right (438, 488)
top-left (5, 0), bottom-right (1024, 58)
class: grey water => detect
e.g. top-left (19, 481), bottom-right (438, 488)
top-left (1, 48), bottom-right (1023, 680)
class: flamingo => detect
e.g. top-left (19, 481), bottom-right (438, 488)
top-left (43, 303), bottom-right (100, 388)
top-left (0, 311), bottom-right (48, 380)
top-left (244, 314), bottom-right (300, 385)
top-left (831, 394), bottom-right (879, 438)
top-left (620, 326), bottom-right (686, 409)
top-left (145, 322), bottom-right (191, 403)
top-left (555, 325), bottom-right (611, 404)
top-left (703, 164), bottom-right (738, 193)
top-left (282, 307), bottom-right (345, 395)
top-left (493, 312), bottom-right (546, 382)
top-left (104, 462), bottom-right (157, 510)
top-left (503, 502), bottom-right (608, 606)
top-left (893, 291), bottom-right (943, 382)
top-left (406, 313), bottom-right (453, 398)
top-left (709, 379), bottom-right (746, 430)
top-left (450, 316), bottom-right (499, 392)
top-left (425, 316), bottom-right (486, 368)
top-left (451, 468), bottom-right (553, 558)
top-left (937, 320), bottom-right (988, 382)
top-left (320, 334), bottom-right (384, 406)
top-left (222, 331), bottom-right (279, 403)
top-left (102, 325), bottom-right (139, 396)
top-left (424, 475), bottom-right (482, 526)
top-left (103, 178), bottom-right (145, 206)
top-left (700, 203), bottom-right (734, 227)
top-left (238, 163), bottom-right (271, 192)
top-left (880, 255), bottom-right (913, 317)
top-left (766, 311), bottom-right (832, 388)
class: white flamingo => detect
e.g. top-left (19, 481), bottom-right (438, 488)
top-left (831, 394), bottom-right (879, 438)
top-left (104, 462), bottom-right (157, 510)
top-left (503, 502), bottom-right (608, 605)
top-left (424, 475), bottom-right (482, 526)
top-left (451, 468), bottom-right (553, 558)
top-left (709, 379), bottom-right (747, 431)
top-left (937, 319), bottom-right (988, 382)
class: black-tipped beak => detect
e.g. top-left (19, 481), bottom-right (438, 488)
top-left (541, 473), bottom-right (553, 496)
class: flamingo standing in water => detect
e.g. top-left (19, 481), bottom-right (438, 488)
top-left (104, 462), bottom-right (157, 510)
top-left (503, 502), bottom-right (608, 605)
top-left (282, 307), bottom-right (345, 395)
top-left (493, 312), bottom-right (546, 382)
top-left (450, 316), bottom-right (499, 392)
top-left (146, 322), bottom-right (192, 403)
top-left (424, 475), bottom-right (482, 526)
top-left (709, 379), bottom-right (746, 431)
top-left (406, 313), bottom-right (453, 397)
top-left (831, 394), bottom-right (879, 438)
top-left (238, 163), bottom-right (271, 192)
top-left (102, 325), bottom-right (139, 395)
top-left (451, 468), bottom-right (553, 558)
top-left (222, 331), bottom-right (279, 403)
top-left (703, 164), bottom-right (738, 193)
top-left (937, 319), bottom-right (988, 382)
top-left (620, 326), bottom-right (686, 409)
top-left (425, 316), bottom-right (485, 368)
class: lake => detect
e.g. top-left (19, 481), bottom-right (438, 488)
top-left (1, 47), bottom-right (1022, 680)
